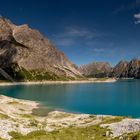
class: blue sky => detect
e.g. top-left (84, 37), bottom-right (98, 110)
top-left (1, 0), bottom-right (140, 66)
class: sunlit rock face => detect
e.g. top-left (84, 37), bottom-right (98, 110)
top-left (111, 59), bottom-right (140, 78)
top-left (0, 17), bottom-right (81, 80)
top-left (79, 62), bottom-right (112, 78)
top-left (79, 59), bottom-right (140, 79)
top-left (111, 61), bottom-right (129, 78)
top-left (127, 59), bottom-right (140, 78)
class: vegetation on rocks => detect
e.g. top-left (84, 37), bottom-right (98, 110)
top-left (1, 63), bottom-right (77, 81)
top-left (0, 17), bottom-right (82, 82)
top-left (79, 59), bottom-right (140, 79)
top-left (9, 126), bottom-right (108, 140)
top-left (0, 95), bottom-right (140, 140)
top-left (9, 125), bottom-right (140, 140)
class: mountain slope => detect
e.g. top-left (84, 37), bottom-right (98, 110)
top-left (79, 62), bottom-right (112, 78)
top-left (110, 60), bottom-right (129, 78)
top-left (127, 59), bottom-right (140, 78)
top-left (111, 59), bottom-right (140, 78)
top-left (0, 17), bottom-right (81, 81)
top-left (80, 59), bottom-right (140, 79)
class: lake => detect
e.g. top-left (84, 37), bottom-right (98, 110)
top-left (0, 79), bottom-right (140, 117)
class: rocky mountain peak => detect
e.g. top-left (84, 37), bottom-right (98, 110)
top-left (0, 17), bottom-right (82, 81)
top-left (0, 17), bottom-right (13, 41)
top-left (79, 61), bottom-right (112, 78)
top-left (111, 60), bottom-right (129, 78)
top-left (114, 60), bottom-right (129, 68)
top-left (80, 59), bottom-right (140, 79)
top-left (129, 59), bottom-right (140, 68)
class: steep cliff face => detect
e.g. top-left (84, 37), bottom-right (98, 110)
top-left (111, 59), bottom-right (140, 78)
top-left (127, 59), bottom-right (140, 78)
top-left (79, 62), bottom-right (112, 78)
top-left (80, 59), bottom-right (140, 79)
top-left (110, 61), bottom-right (129, 78)
top-left (0, 17), bottom-right (81, 81)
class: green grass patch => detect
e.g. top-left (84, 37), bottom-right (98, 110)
top-left (8, 101), bottom-right (19, 105)
top-left (8, 116), bottom-right (129, 140)
top-left (102, 116), bottom-right (126, 124)
top-left (20, 114), bottom-right (33, 119)
top-left (93, 78), bottom-right (109, 81)
top-left (0, 113), bottom-right (9, 119)
top-left (9, 125), bottom-right (112, 140)
top-left (19, 108), bottom-right (25, 111)
top-left (0, 63), bottom-right (80, 81)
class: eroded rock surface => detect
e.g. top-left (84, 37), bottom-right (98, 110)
top-left (0, 16), bottom-right (81, 81)
top-left (0, 95), bottom-right (140, 140)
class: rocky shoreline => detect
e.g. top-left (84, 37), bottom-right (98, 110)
top-left (0, 95), bottom-right (140, 139)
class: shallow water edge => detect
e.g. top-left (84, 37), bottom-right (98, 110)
top-left (0, 78), bottom-right (116, 86)
top-left (0, 95), bottom-right (140, 140)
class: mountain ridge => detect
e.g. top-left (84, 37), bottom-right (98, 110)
top-left (79, 59), bottom-right (140, 79)
top-left (0, 17), bottom-right (82, 81)
top-left (79, 62), bottom-right (112, 78)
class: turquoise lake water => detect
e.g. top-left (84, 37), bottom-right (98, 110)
top-left (0, 79), bottom-right (140, 117)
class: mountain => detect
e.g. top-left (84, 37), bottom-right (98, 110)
top-left (127, 59), bottom-right (140, 78)
top-left (110, 60), bottom-right (129, 78)
top-left (79, 62), bottom-right (112, 78)
top-left (80, 59), bottom-right (140, 79)
top-left (0, 17), bottom-right (81, 81)
top-left (111, 59), bottom-right (140, 78)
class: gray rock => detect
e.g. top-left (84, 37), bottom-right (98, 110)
top-left (0, 17), bottom-right (82, 80)
top-left (79, 62), bottom-right (112, 78)
top-left (111, 59), bottom-right (140, 78)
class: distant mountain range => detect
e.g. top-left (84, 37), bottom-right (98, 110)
top-left (0, 16), bottom-right (139, 81)
top-left (111, 59), bottom-right (140, 78)
top-left (0, 16), bottom-right (82, 81)
top-left (79, 62), bottom-right (112, 78)
top-left (79, 59), bottom-right (140, 79)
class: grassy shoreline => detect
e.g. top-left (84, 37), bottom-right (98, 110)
top-left (0, 95), bottom-right (140, 140)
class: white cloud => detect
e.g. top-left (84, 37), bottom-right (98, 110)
top-left (62, 27), bottom-right (99, 39)
top-left (51, 26), bottom-right (102, 47)
top-left (92, 48), bottom-right (105, 53)
top-left (54, 26), bottom-right (100, 39)
top-left (134, 13), bottom-right (140, 24)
